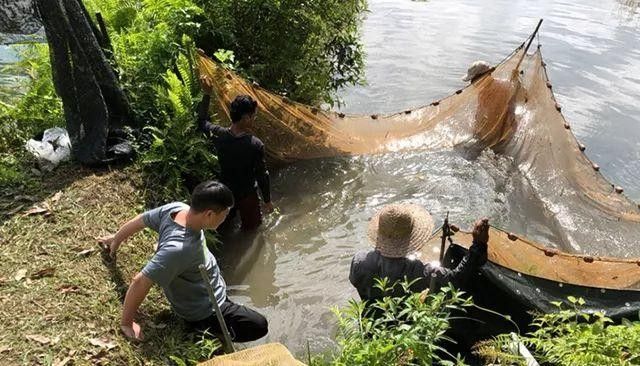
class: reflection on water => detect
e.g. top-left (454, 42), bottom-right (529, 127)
top-left (0, 46), bottom-right (23, 104)
top-left (218, 0), bottom-right (640, 355)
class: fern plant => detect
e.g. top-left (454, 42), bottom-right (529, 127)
top-left (141, 49), bottom-right (218, 203)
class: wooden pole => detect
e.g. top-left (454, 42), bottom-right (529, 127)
top-left (514, 19), bottom-right (543, 73)
top-left (199, 264), bottom-right (235, 354)
top-left (439, 211), bottom-right (449, 263)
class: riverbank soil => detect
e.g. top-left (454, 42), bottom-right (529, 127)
top-left (0, 165), bottom-right (201, 365)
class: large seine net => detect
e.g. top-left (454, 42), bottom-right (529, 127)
top-left (197, 45), bottom-right (640, 292)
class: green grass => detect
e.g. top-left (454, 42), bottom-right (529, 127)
top-left (0, 165), bottom-right (217, 365)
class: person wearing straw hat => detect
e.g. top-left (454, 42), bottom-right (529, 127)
top-left (349, 204), bottom-right (489, 303)
top-left (463, 60), bottom-right (517, 154)
top-left (462, 60), bottom-right (493, 84)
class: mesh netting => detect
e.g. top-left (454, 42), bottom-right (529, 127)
top-left (423, 227), bottom-right (640, 291)
top-left (197, 46), bottom-right (640, 263)
top-left (196, 48), bottom-right (522, 161)
top-left (197, 343), bottom-right (305, 366)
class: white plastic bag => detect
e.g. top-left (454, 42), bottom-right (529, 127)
top-left (25, 127), bottom-right (71, 172)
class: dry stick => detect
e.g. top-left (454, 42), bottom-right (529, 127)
top-left (198, 264), bottom-right (235, 354)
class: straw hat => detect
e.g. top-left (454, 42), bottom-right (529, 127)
top-left (462, 60), bottom-right (492, 82)
top-left (368, 204), bottom-right (434, 258)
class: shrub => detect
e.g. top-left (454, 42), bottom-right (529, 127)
top-left (314, 280), bottom-right (472, 366)
top-left (0, 44), bottom-right (64, 152)
top-left (475, 296), bottom-right (640, 366)
top-left (141, 49), bottom-right (218, 203)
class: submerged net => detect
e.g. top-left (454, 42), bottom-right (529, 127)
top-left (196, 43), bottom-right (640, 289)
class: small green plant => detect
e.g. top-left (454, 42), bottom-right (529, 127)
top-left (169, 331), bottom-right (222, 366)
top-left (314, 279), bottom-right (472, 366)
top-left (213, 49), bottom-right (238, 70)
top-left (475, 296), bottom-right (640, 366)
top-left (141, 49), bottom-right (218, 203)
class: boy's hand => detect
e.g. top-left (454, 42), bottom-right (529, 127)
top-left (263, 201), bottom-right (275, 214)
top-left (98, 234), bottom-right (119, 258)
top-left (120, 321), bottom-right (144, 342)
top-left (199, 75), bottom-right (213, 95)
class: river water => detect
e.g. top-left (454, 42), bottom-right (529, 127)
top-left (2, 0), bottom-right (639, 356)
top-left (219, 0), bottom-right (640, 355)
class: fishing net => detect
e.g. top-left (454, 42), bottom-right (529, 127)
top-left (196, 49), bottom-right (521, 161)
top-left (422, 229), bottom-right (640, 320)
top-left (424, 227), bottom-right (640, 291)
top-left (196, 45), bottom-right (640, 262)
top-left (197, 343), bottom-right (306, 366)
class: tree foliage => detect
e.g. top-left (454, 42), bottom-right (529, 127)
top-left (196, 0), bottom-right (368, 105)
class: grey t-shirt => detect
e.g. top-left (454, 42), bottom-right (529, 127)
top-left (141, 202), bottom-right (226, 321)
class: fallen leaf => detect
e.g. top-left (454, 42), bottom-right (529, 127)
top-left (25, 334), bottom-right (59, 345)
top-left (88, 338), bottom-right (117, 350)
top-left (58, 285), bottom-right (81, 294)
top-left (30, 267), bottom-right (55, 279)
top-left (76, 248), bottom-right (96, 257)
top-left (0, 346), bottom-right (11, 353)
top-left (68, 349), bottom-right (77, 357)
top-left (0, 277), bottom-right (7, 286)
top-left (53, 357), bottom-right (71, 366)
top-left (14, 269), bottom-right (27, 281)
top-left (25, 206), bottom-right (49, 216)
top-left (51, 191), bottom-right (63, 203)
top-left (147, 321), bottom-right (167, 329)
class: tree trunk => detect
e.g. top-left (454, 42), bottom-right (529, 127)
top-left (35, 0), bottom-right (131, 165)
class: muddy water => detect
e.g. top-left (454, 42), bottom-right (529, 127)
top-left (217, 0), bottom-right (640, 355)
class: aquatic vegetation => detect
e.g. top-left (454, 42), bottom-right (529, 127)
top-left (475, 296), bottom-right (640, 365)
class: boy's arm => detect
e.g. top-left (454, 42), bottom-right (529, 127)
top-left (98, 214), bottom-right (146, 258)
top-left (197, 75), bottom-right (222, 136)
top-left (120, 272), bottom-right (153, 341)
top-left (255, 143), bottom-right (273, 212)
top-left (197, 93), bottom-right (217, 135)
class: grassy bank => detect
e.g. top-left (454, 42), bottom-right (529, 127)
top-left (0, 165), bottom-right (214, 365)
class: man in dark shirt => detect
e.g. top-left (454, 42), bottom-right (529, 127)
top-left (349, 203), bottom-right (489, 303)
top-left (197, 76), bottom-right (273, 231)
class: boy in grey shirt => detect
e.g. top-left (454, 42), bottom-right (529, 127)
top-left (99, 181), bottom-right (268, 342)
